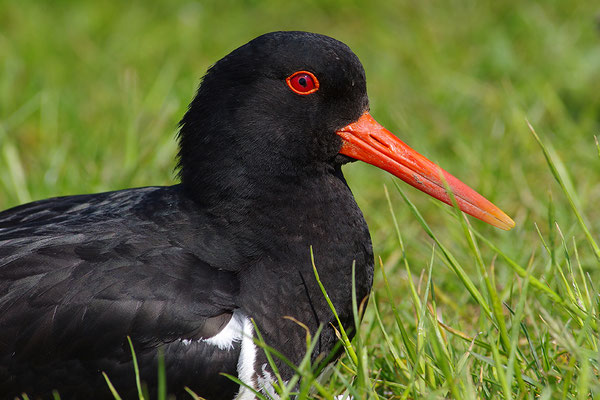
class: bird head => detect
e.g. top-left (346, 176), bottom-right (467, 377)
top-left (177, 31), bottom-right (514, 230)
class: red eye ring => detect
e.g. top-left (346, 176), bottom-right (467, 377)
top-left (286, 71), bottom-right (319, 95)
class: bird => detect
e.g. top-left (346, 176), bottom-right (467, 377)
top-left (0, 31), bottom-right (514, 399)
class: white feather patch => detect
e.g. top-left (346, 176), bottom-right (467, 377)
top-left (179, 309), bottom-right (245, 351)
top-left (257, 363), bottom-right (280, 398)
top-left (234, 313), bottom-right (257, 400)
top-left (178, 310), bottom-right (262, 399)
top-left (203, 310), bottom-right (246, 350)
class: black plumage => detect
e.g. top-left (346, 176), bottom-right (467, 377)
top-left (0, 32), bottom-right (373, 399)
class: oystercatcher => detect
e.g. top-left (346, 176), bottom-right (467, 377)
top-left (0, 31), bottom-right (513, 399)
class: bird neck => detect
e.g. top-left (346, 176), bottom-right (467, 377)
top-left (180, 163), bottom-right (362, 254)
top-left (179, 155), bottom-right (333, 211)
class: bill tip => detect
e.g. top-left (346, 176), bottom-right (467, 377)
top-left (496, 213), bottom-right (516, 231)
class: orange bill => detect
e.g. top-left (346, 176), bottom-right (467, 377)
top-left (337, 112), bottom-right (515, 230)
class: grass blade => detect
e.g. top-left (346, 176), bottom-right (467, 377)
top-left (311, 246), bottom-right (358, 366)
top-left (102, 372), bottom-right (123, 400)
top-left (527, 121), bottom-right (600, 262)
top-left (157, 349), bottom-right (167, 400)
top-left (127, 336), bottom-right (144, 400)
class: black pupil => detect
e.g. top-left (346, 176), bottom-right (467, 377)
top-left (298, 77), bottom-right (307, 87)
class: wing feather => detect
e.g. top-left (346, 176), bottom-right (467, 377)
top-left (0, 186), bottom-right (240, 368)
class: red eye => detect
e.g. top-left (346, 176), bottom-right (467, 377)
top-left (286, 71), bottom-right (319, 95)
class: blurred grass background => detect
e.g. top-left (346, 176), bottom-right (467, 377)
top-left (1, 0), bottom-right (600, 398)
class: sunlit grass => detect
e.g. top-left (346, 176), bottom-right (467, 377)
top-left (2, 0), bottom-right (600, 398)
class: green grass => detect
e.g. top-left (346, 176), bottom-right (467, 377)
top-left (2, 0), bottom-right (600, 398)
